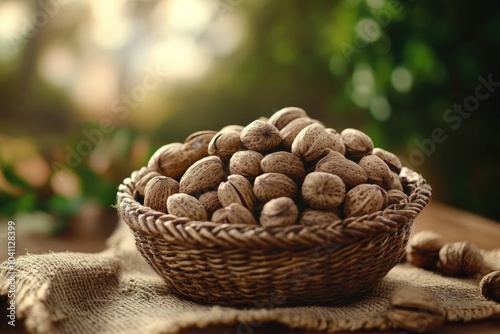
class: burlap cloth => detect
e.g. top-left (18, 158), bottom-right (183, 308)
top-left (1, 220), bottom-right (500, 334)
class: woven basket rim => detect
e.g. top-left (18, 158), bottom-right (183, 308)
top-left (117, 167), bottom-right (432, 250)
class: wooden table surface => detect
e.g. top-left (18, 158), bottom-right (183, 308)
top-left (1, 201), bottom-right (500, 333)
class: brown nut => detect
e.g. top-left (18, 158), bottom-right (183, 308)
top-left (229, 150), bottom-right (263, 178)
top-left (240, 120), bottom-right (282, 152)
top-left (437, 241), bottom-right (484, 277)
top-left (211, 203), bottom-right (258, 225)
top-left (218, 174), bottom-right (256, 211)
top-left (219, 124), bottom-right (245, 133)
top-left (291, 123), bottom-right (334, 163)
top-left (259, 197), bottom-right (298, 227)
top-left (388, 287), bottom-right (445, 333)
top-left (315, 150), bottom-right (368, 188)
top-left (253, 173), bottom-right (298, 202)
top-left (480, 271), bottom-right (500, 302)
top-left (325, 128), bottom-right (346, 155)
top-left (358, 154), bottom-right (391, 187)
top-left (279, 117), bottom-right (315, 150)
top-left (268, 107), bottom-right (308, 130)
top-left (147, 143), bottom-right (190, 179)
top-left (198, 190), bottom-right (222, 220)
top-left (341, 128), bottom-right (374, 160)
top-left (260, 151), bottom-right (305, 181)
top-left (373, 147), bottom-right (402, 174)
top-left (179, 156), bottom-right (225, 195)
top-left (167, 193), bottom-right (207, 221)
top-left (384, 172), bottom-right (404, 191)
top-left (208, 131), bottom-right (244, 162)
top-left (406, 231), bottom-right (445, 269)
top-left (343, 184), bottom-right (387, 217)
top-left (143, 176), bottom-right (179, 213)
top-left (301, 172), bottom-right (346, 210)
top-left (299, 209), bottom-right (341, 226)
top-left (183, 130), bottom-right (217, 164)
top-left (134, 170), bottom-right (162, 199)
top-left (387, 189), bottom-right (408, 206)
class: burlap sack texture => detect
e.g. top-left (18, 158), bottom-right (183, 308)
top-left (1, 220), bottom-right (500, 334)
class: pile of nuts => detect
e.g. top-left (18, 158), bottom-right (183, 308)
top-left (406, 230), bottom-right (500, 303)
top-left (137, 107), bottom-right (409, 227)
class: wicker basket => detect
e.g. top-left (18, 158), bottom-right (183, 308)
top-left (117, 167), bottom-right (431, 307)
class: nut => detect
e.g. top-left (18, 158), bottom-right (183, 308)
top-left (268, 107), bottom-right (308, 130)
top-left (218, 174), bottom-right (256, 211)
top-left (183, 130), bottom-right (217, 164)
top-left (260, 151), bottom-right (305, 181)
top-left (315, 150), bottom-right (368, 188)
top-left (259, 197), bottom-right (298, 227)
top-left (198, 190), bottom-right (222, 219)
top-left (341, 128), bottom-right (374, 160)
top-left (388, 287), bottom-right (445, 333)
top-left (279, 117), bottom-right (315, 150)
top-left (208, 131), bottom-right (244, 162)
top-left (229, 150), bottom-right (263, 178)
top-left (384, 172), bottom-right (404, 191)
top-left (211, 203), bottom-right (258, 225)
top-left (167, 193), bottom-right (207, 221)
top-left (253, 173), bottom-right (298, 202)
top-left (373, 147), bottom-right (402, 173)
top-left (147, 143), bottom-right (190, 179)
top-left (299, 209), bottom-right (341, 226)
top-left (301, 172), bottom-right (346, 209)
top-left (387, 189), bottom-right (408, 206)
top-left (437, 241), bottom-right (484, 277)
top-left (143, 176), bottom-right (179, 212)
top-left (179, 156), bottom-right (225, 195)
top-left (291, 123), bottom-right (333, 163)
top-left (343, 184), bottom-right (387, 217)
top-left (134, 170), bottom-right (162, 199)
top-left (406, 231), bottom-right (445, 269)
top-left (325, 128), bottom-right (346, 155)
top-left (358, 155), bottom-right (391, 187)
top-left (240, 120), bottom-right (282, 152)
top-left (480, 271), bottom-right (500, 302)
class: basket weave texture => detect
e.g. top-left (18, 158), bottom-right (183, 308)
top-left (117, 167), bottom-right (431, 306)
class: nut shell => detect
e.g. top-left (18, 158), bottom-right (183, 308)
top-left (301, 172), bottom-right (346, 209)
top-left (240, 120), bottom-right (282, 152)
top-left (359, 155), bottom-right (390, 187)
top-left (373, 147), bottom-right (402, 173)
top-left (387, 189), bottom-right (408, 206)
top-left (388, 287), bottom-right (445, 333)
top-left (253, 173), bottom-right (298, 202)
top-left (229, 150), bottom-right (263, 178)
top-left (143, 176), bottom-right (179, 212)
top-left (260, 151), bottom-right (305, 181)
top-left (179, 156), bottom-right (225, 195)
top-left (208, 131), bottom-right (244, 162)
top-left (406, 231), bottom-right (445, 269)
top-left (279, 117), bottom-right (315, 150)
top-left (291, 123), bottom-right (333, 163)
top-left (325, 128), bottom-right (346, 155)
top-left (341, 128), bottom-right (374, 160)
top-left (437, 241), bottom-right (484, 276)
top-left (148, 143), bottom-right (190, 179)
top-left (134, 170), bottom-right (162, 199)
top-left (259, 197), bottom-right (298, 227)
top-left (198, 190), bottom-right (222, 219)
top-left (343, 184), bottom-right (387, 217)
top-left (315, 150), bottom-right (368, 188)
top-left (218, 174), bottom-right (256, 211)
top-left (480, 271), bottom-right (500, 302)
top-left (183, 130), bottom-right (217, 164)
top-left (268, 107), bottom-right (308, 130)
top-left (167, 193), bottom-right (207, 221)
top-left (212, 203), bottom-right (258, 225)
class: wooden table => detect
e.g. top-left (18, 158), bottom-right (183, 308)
top-left (2, 201), bottom-right (499, 333)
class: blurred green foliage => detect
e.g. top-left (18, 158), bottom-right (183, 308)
top-left (0, 0), bottom-right (499, 232)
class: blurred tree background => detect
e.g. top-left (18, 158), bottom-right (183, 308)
top-left (0, 0), bottom-right (499, 236)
